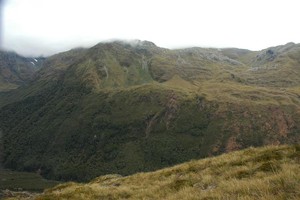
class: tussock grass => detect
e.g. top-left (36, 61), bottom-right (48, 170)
top-left (30, 145), bottom-right (300, 200)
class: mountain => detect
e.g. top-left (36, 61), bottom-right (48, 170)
top-left (0, 51), bottom-right (44, 91)
top-left (0, 40), bottom-right (299, 181)
top-left (7, 145), bottom-right (300, 200)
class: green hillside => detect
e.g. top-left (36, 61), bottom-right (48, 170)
top-left (0, 41), bottom-right (299, 182)
top-left (5, 145), bottom-right (300, 200)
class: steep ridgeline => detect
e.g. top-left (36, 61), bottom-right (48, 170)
top-left (0, 51), bottom-right (44, 91)
top-left (0, 40), bottom-right (299, 181)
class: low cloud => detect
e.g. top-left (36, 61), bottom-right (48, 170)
top-left (2, 0), bottom-right (300, 57)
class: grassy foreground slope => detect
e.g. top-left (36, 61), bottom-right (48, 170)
top-left (17, 145), bottom-right (299, 200)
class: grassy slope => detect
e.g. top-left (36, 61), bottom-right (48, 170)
top-left (223, 43), bottom-right (300, 87)
top-left (18, 145), bottom-right (299, 200)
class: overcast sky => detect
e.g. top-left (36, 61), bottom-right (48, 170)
top-left (1, 0), bottom-right (300, 57)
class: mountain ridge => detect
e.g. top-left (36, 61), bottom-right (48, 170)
top-left (0, 50), bottom-right (44, 91)
top-left (0, 40), bottom-right (299, 182)
top-left (1, 40), bottom-right (299, 91)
